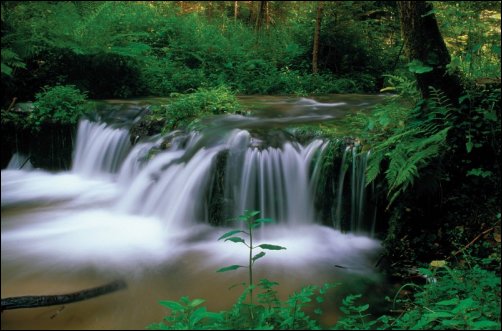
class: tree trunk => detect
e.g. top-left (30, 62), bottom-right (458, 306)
top-left (397, 1), bottom-right (464, 104)
top-left (265, 1), bottom-right (270, 29)
top-left (234, 1), bottom-right (238, 21)
top-left (249, 1), bottom-right (255, 25)
top-left (312, 1), bottom-right (323, 74)
top-left (255, 1), bottom-right (267, 31)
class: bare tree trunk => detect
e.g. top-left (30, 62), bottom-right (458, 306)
top-left (312, 1), bottom-right (323, 74)
top-left (265, 1), bottom-right (270, 29)
top-left (234, 1), bottom-right (239, 21)
top-left (397, 1), bottom-right (464, 103)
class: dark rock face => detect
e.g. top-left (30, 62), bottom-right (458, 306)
top-left (2, 122), bottom-right (75, 170)
top-left (129, 115), bottom-right (165, 145)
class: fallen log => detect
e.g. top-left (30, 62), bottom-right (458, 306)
top-left (1, 279), bottom-right (127, 311)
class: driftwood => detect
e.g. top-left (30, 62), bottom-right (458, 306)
top-left (1, 279), bottom-right (127, 312)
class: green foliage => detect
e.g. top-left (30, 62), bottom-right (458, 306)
top-left (360, 87), bottom-right (453, 207)
top-left (150, 86), bottom-right (241, 132)
top-left (1, 1), bottom-right (403, 103)
top-left (379, 74), bottom-right (420, 100)
top-left (1, 48), bottom-right (26, 77)
top-left (435, 2), bottom-right (501, 80)
top-left (334, 261), bottom-right (501, 330)
top-left (333, 294), bottom-right (376, 330)
top-left (148, 296), bottom-right (223, 330)
top-left (390, 262), bottom-right (501, 330)
top-left (29, 85), bottom-right (88, 128)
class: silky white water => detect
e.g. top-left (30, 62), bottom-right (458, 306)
top-left (1, 96), bottom-right (385, 330)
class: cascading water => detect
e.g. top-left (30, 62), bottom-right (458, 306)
top-left (72, 120), bottom-right (132, 178)
top-left (1, 95), bottom-right (385, 330)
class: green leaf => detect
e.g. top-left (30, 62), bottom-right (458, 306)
top-left (252, 251), bottom-right (266, 263)
top-left (159, 300), bottom-right (185, 311)
top-left (189, 298), bottom-right (206, 308)
top-left (458, 94), bottom-right (470, 104)
top-left (357, 304), bottom-right (369, 312)
top-left (424, 311), bottom-right (454, 319)
top-left (417, 267), bottom-right (433, 276)
top-left (255, 218), bottom-right (273, 223)
top-left (1, 63), bottom-right (13, 76)
top-left (224, 237), bottom-right (246, 244)
top-left (466, 140), bottom-right (473, 153)
top-left (216, 265), bottom-right (244, 272)
top-left (257, 244), bottom-right (287, 250)
top-left (452, 298), bottom-right (476, 314)
top-left (218, 230), bottom-right (247, 241)
top-left (483, 111), bottom-right (497, 122)
top-left (408, 59), bottom-right (433, 74)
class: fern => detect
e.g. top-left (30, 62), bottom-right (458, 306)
top-left (366, 151), bottom-right (384, 184)
top-left (365, 88), bottom-right (454, 207)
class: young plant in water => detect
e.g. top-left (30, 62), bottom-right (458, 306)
top-left (216, 210), bottom-right (286, 319)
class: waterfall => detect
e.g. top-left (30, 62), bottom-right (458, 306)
top-left (113, 127), bottom-right (330, 228)
top-left (72, 120), bottom-right (132, 178)
top-left (2, 97), bottom-right (384, 329)
top-left (63, 116), bottom-right (377, 234)
top-left (350, 148), bottom-right (369, 233)
top-left (229, 140), bottom-right (326, 224)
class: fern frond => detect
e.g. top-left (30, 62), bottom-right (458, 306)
top-left (366, 151), bottom-right (384, 184)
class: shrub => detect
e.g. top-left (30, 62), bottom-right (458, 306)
top-left (153, 86), bottom-right (241, 132)
top-left (30, 85), bottom-right (88, 128)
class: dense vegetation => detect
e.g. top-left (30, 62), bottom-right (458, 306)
top-left (1, 1), bottom-right (500, 330)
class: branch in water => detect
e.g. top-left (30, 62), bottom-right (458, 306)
top-left (1, 279), bottom-right (127, 311)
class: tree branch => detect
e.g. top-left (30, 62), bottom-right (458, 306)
top-left (1, 279), bottom-right (127, 311)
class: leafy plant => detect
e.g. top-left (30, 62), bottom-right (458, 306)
top-left (29, 85), bottom-right (88, 128)
top-left (390, 261), bottom-right (501, 330)
top-left (217, 210), bottom-right (286, 317)
top-left (147, 296), bottom-right (223, 330)
top-left (149, 211), bottom-right (339, 330)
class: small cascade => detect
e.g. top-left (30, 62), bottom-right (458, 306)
top-left (227, 140), bottom-right (326, 224)
top-left (6, 152), bottom-right (33, 170)
top-left (334, 146), bottom-right (351, 229)
top-left (350, 149), bottom-right (369, 233)
top-left (72, 120), bottom-right (132, 178)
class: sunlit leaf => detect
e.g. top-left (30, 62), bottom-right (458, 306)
top-left (189, 298), bottom-right (206, 308)
top-left (159, 300), bottom-right (185, 311)
top-left (408, 59), bottom-right (433, 74)
top-left (430, 260), bottom-right (446, 268)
